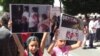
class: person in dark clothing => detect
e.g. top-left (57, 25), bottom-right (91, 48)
top-left (0, 17), bottom-right (18, 56)
top-left (0, 13), bottom-right (24, 56)
top-left (50, 15), bottom-right (59, 42)
top-left (95, 17), bottom-right (100, 42)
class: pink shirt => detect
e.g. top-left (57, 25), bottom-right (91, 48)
top-left (51, 46), bottom-right (70, 56)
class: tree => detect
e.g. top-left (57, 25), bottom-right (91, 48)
top-left (61, 0), bottom-right (100, 15)
top-left (0, 0), bottom-right (54, 12)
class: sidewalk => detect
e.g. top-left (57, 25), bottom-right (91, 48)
top-left (68, 41), bottom-right (100, 56)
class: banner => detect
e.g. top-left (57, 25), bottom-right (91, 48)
top-left (10, 4), bottom-right (51, 33)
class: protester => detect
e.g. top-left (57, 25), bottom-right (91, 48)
top-left (88, 16), bottom-right (96, 48)
top-left (50, 15), bottom-right (60, 46)
top-left (47, 29), bottom-right (82, 56)
top-left (81, 17), bottom-right (88, 49)
top-left (94, 16), bottom-right (100, 42)
top-left (0, 12), bottom-right (26, 56)
top-left (0, 14), bottom-right (19, 56)
top-left (24, 32), bottom-right (48, 56)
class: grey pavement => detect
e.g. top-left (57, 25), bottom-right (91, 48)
top-left (69, 41), bottom-right (100, 56)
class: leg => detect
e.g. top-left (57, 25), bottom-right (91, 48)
top-left (98, 28), bottom-right (100, 41)
top-left (96, 29), bottom-right (99, 42)
top-left (82, 34), bottom-right (87, 48)
top-left (89, 33), bottom-right (94, 47)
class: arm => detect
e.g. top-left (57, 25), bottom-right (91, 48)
top-left (12, 33), bottom-right (24, 56)
top-left (70, 40), bottom-right (82, 50)
top-left (47, 30), bottom-right (58, 54)
top-left (47, 40), bottom-right (56, 54)
top-left (40, 32), bottom-right (48, 53)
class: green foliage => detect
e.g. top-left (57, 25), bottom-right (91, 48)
top-left (62, 0), bottom-right (100, 15)
top-left (1, 0), bottom-right (54, 12)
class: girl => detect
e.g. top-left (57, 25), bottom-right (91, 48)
top-left (24, 32), bottom-right (48, 56)
top-left (48, 30), bottom-right (82, 56)
top-left (81, 18), bottom-right (88, 49)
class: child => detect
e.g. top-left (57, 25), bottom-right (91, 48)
top-left (48, 30), bottom-right (82, 56)
top-left (24, 32), bottom-right (48, 56)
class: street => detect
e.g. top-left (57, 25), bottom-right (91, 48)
top-left (69, 41), bottom-right (100, 56)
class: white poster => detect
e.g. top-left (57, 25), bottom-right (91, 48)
top-left (10, 4), bottom-right (51, 33)
top-left (58, 13), bottom-right (84, 41)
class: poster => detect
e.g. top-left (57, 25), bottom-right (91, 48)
top-left (10, 4), bottom-right (51, 33)
top-left (58, 13), bottom-right (84, 41)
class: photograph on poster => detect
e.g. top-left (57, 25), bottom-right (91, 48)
top-left (10, 4), bottom-right (51, 33)
top-left (61, 14), bottom-right (80, 29)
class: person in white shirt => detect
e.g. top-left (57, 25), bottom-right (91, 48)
top-left (88, 17), bottom-right (96, 48)
top-left (94, 17), bottom-right (100, 42)
top-left (81, 18), bottom-right (88, 49)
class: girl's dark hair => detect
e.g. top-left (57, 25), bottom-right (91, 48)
top-left (26, 36), bottom-right (39, 56)
top-left (26, 36), bottom-right (39, 46)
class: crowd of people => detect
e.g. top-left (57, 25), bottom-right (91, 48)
top-left (0, 12), bottom-right (100, 56)
top-left (0, 12), bottom-right (82, 56)
top-left (80, 14), bottom-right (100, 49)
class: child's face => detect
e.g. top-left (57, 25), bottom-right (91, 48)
top-left (56, 39), bottom-right (66, 48)
top-left (28, 40), bottom-right (39, 54)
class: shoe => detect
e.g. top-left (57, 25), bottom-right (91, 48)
top-left (82, 47), bottom-right (87, 49)
top-left (85, 45), bottom-right (87, 46)
top-left (95, 40), bottom-right (98, 42)
top-left (88, 46), bottom-right (96, 49)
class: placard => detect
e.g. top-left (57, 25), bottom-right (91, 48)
top-left (58, 13), bottom-right (84, 41)
top-left (10, 4), bottom-right (51, 33)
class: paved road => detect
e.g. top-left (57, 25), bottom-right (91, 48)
top-left (69, 42), bottom-right (100, 56)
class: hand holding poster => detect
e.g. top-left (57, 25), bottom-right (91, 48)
top-left (58, 13), bottom-right (84, 41)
